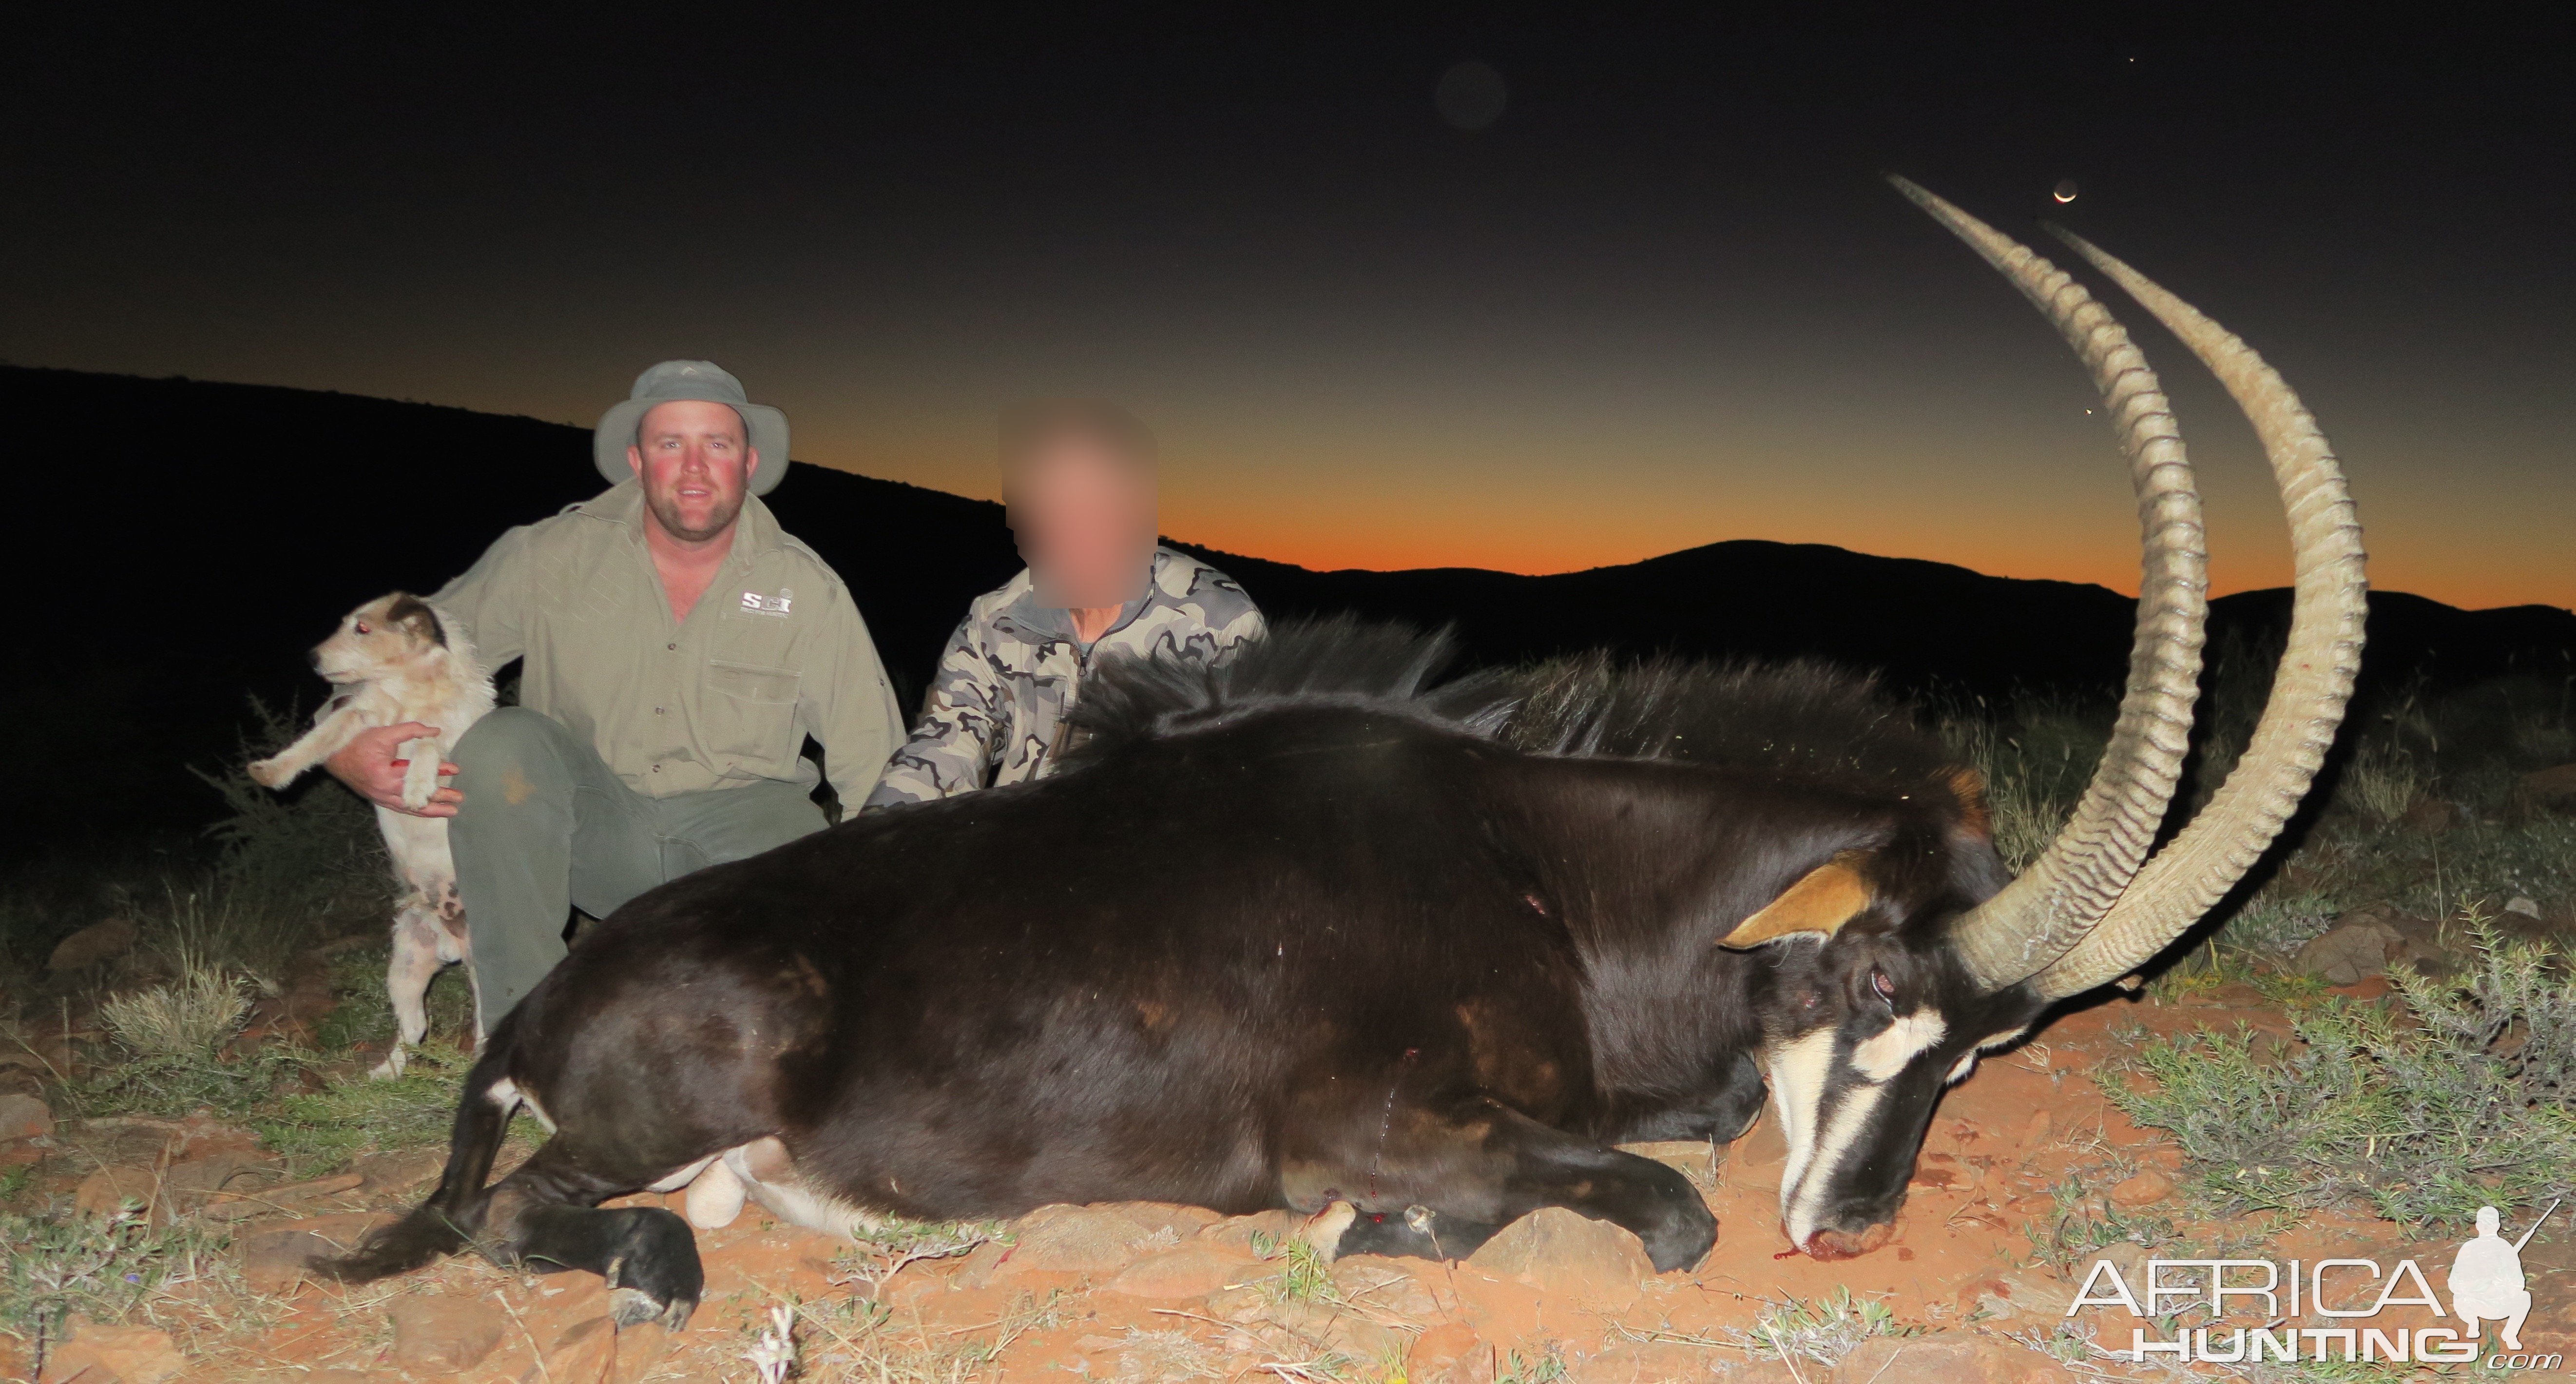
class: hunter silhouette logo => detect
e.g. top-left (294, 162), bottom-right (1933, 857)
top-left (2066, 1199), bottom-right (2559, 1368)
top-left (2451, 1202), bottom-right (2550, 1353)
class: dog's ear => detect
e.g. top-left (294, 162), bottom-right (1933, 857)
top-left (384, 594), bottom-right (446, 647)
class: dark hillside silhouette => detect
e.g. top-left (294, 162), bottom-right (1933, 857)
top-left (9, 366), bottom-right (2570, 845)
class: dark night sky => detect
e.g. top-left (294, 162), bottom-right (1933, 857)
top-left (9, 6), bottom-right (2571, 607)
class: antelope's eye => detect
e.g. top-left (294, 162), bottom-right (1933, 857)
top-left (1871, 970), bottom-right (1896, 1003)
top-left (354, 622), bottom-right (370, 634)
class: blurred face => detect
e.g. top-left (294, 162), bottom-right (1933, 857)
top-left (627, 400), bottom-right (758, 543)
top-left (1007, 439), bottom-right (1156, 608)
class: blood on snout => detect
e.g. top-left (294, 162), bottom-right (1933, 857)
top-left (1800, 1221), bottom-right (1899, 1261)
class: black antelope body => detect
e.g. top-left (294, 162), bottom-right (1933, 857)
top-left (322, 181), bottom-right (2367, 1328)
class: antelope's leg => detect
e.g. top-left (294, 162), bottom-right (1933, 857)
top-left (1296, 1093), bottom-right (1715, 1272)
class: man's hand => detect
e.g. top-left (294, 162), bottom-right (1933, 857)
top-left (324, 722), bottom-right (464, 817)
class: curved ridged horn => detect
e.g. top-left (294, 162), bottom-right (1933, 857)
top-left (1888, 177), bottom-right (2211, 992)
top-left (2026, 231), bottom-right (2368, 1000)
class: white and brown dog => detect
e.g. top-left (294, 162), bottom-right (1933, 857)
top-left (251, 593), bottom-right (495, 1077)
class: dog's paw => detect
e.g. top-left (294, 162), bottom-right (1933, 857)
top-left (370, 1045), bottom-right (408, 1080)
top-left (398, 755), bottom-right (441, 810)
top-left (247, 757), bottom-right (294, 789)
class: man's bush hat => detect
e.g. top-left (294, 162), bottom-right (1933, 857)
top-left (594, 360), bottom-right (790, 496)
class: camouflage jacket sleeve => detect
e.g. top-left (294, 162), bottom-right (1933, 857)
top-left (862, 612), bottom-right (1007, 809)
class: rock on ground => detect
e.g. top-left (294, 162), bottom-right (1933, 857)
top-left (36, 1322), bottom-right (187, 1384)
top-left (0, 1092), bottom-right (52, 1142)
top-left (389, 1295), bottom-right (505, 1372)
top-left (75, 1163), bottom-right (168, 1222)
top-left (977, 1201), bottom-right (1222, 1285)
top-left (1465, 1206), bottom-right (1655, 1310)
top-left (2517, 763), bottom-right (2576, 812)
top-left (2108, 1169), bottom-right (2172, 1207)
top-left (2293, 918), bottom-right (2403, 986)
top-left (46, 917), bottom-right (137, 973)
top-left (1102, 1244), bottom-right (1248, 1299)
top-left (1620, 1138), bottom-right (1720, 1187)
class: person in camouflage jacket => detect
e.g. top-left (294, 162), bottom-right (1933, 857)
top-left (864, 401), bottom-right (1265, 808)
top-left (862, 547), bottom-right (1263, 806)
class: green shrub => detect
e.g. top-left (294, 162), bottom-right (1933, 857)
top-left (2106, 915), bottom-right (2576, 1231)
top-left (191, 697), bottom-right (393, 950)
top-left (0, 1206), bottom-right (231, 1358)
top-left (252, 1040), bottom-right (479, 1174)
top-left (1727, 1286), bottom-right (1916, 1370)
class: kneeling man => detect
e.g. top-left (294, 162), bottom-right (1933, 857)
top-left (865, 401), bottom-right (1262, 806)
top-left (327, 360), bottom-right (904, 1027)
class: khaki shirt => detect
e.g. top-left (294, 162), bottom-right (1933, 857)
top-left (434, 482), bottom-right (904, 807)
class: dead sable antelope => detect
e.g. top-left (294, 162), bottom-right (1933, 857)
top-left (320, 180), bottom-right (2366, 1329)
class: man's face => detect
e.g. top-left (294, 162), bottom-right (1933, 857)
top-left (1008, 441), bottom-right (1156, 608)
top-left (627, 400), bottom-right (758, 543)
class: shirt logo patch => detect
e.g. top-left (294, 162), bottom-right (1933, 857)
top-left (741, 587), bottom-right (793, 617)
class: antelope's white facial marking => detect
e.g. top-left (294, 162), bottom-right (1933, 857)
top-left (1765, 1028), bottom-right (1836, 1212)
top-left (1948, 1022), bottom-right (2033, 1086)
top-left (1851, 1010), bottom-right (1947, 1082)
top-left (1767, 1005), bottom-right (1955, 1250)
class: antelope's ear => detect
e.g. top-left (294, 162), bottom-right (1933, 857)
top-left (1945, 765), bottom-right (1992, 840)
top-left (1719, 855), bottom-right (1872, 949)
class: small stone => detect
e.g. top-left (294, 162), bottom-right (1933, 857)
top-left (47, 917), bottom-right (138, 973)
top-left (2515, 763), bottom-right (2576, 812)
top-left (389, 1295), bottom-right (505, 1372)
top-left (1195, 1208), bottom-right (1302, 1254)
top-left (2506, 897), bottom-right (2542, 919)
top-left (529, 1314), bottom-right (617, 1383)
top-left (1407, 1321), bottom-right (1491, 1384)
top-left (1330, 1254), bottom-right (1446, 1318)
top-left (37, 1321), bottom-right (187, 1384)
top-left (2076, 1242), bottom-right (2149, 1299)
top-left (1619, 1139), bottom-right (1719, 1187)
top-left (0, 1092), bottom-right (52, 1142)
top-left (950, 1237), bottom-right (1011, 1288)
top-left (2109, 1169), bottom-right (2173, 1208)
top-left (1000, 1203), bottom-right (1151, 1275)
top-left (1829, 1329), bottom-right (2070, 1384)
top-left (2292, 919), bottom-right (2403, 986)
top-left (1464, 1206), bottom-right (1654, 1310)
top-left (160, 1151), bottom-right (245, 1209)
top-left (2399, 798), bottom-right (2455, 835)
top-left (75, 1164), bottom-right (165, 1221)
top-left (1103, 1245), bottom-right (1246, 1299)
top-left (1118, 1201), bottom-right (1225, 1240)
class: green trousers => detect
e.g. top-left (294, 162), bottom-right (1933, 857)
top-left (449, 707), bottom-right (827, 1032)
